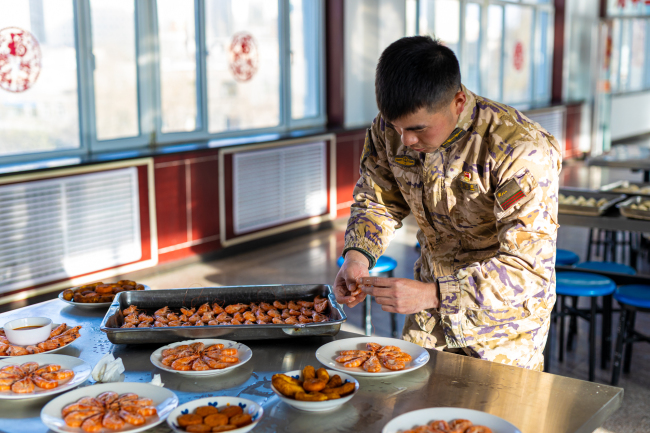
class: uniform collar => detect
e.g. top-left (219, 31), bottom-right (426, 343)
top-left (439, 84), bottom-right (476, 150)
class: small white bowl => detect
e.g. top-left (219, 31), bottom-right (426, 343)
top-left (3, 317), bottom-right (52, 346)
top-left (270, 369), bottom-right (359, 412)
top-left (167, 396), bottom-right (262, 433)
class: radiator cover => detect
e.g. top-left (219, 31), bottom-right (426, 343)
top-left (0, 168), bottom-right (142, 293)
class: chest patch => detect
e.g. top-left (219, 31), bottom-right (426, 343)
top-left (460, 181), bottom-right (479, 192)
top-left (496, 178), bottom-right (526, 211)
top-left (395, 155), bottom-right (416, 167)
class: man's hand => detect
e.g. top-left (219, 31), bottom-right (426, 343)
top-left (333, 250), bottom-right (370, 308)
top-left (358, 277), bottom-right (440, 314)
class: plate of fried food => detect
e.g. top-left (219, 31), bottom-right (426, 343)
top-left (150, 339), bottom-right (252, 377)
top-left (382, 407), bottom-right (522, 433)
top-left (315, 336), bottom-right (430, 377)
top-left (271, 365), bottom-right (359, 412)
top-left (41, 382), bottom-right (179, 433)
top-left (0, 354), bottom-right (91, 400)
top-left (0, 323), bottom-right (82, 358)
top-left (167, 396), bottom-right (263, 433)
top-left (59, 280), bottom-right (149, 309)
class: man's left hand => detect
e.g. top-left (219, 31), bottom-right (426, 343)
top-left (358, 277), bottom-right (440, 315)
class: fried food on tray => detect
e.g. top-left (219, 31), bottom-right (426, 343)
top-left (160, 342), bottom-right (239, 371)
top-left (62, 280), bottom-right (145, 304)
top-left (176, 405), bottom-right (252, 432)
top-left (335, 342), bottom-right (412, 372)
top-left (399, 418), bottom-right (492, 433)
top-left (119, 295), bottom-right (330, 328)
top-left (0, 324), bottom-right (81, 356)
top-left (0, 362), bottom-right (74, 393)
top-left (558, 194), bottom-right (608, 207)
top-left (63, 392), bottom-right (157, 432)
top-left (272, 365), bottom-right (355, 402)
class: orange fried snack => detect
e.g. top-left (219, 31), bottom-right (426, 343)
top-left (272, 366), bottom-right (355, 401)
top-left (176, 406), bottom-right (253, 432)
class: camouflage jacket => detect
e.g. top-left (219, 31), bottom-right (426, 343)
top-left (343, 85), bottom-right (562, 362)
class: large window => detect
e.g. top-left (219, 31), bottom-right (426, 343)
top-left (418, 0), bottom-right (554, 107)
top-left (0, 0), bottom-right (80, 157)
top-left (0, 0), bottom-right (325, 162)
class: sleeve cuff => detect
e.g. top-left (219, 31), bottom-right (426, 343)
top-left (341, 247), bottom-right (376, 270)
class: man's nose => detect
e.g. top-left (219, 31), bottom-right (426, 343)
top-left (401, 131), bottom-right (418, 147)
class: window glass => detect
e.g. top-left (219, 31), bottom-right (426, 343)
top-left (629, 19), bottom-right (646, 92)
top-left (534, 11), bottom-right (551, 100)
top-left (485, 5), bottom-right (503, 101)
top-left (90, 0), bottom-right (139, 141)
top-left (618, 19), bottom-right (632, 91)
top-left (157, 0), bottom-right (198, 133)
top-left (434, 0), bottom-right (460, 56)
top-left (464, 3), bottom-right (481, 93)
top-left (290, 0), bottom-right (319, 120)
top-left (0, 0), bottom-right (79, 157)
top-left (502, 5), bottom-right (533, 103)
top-left (205, 0), bottom-right (280, 133)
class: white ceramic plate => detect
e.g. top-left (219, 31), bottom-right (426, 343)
top-left (382, 407), bottom-right (522, 433)
top-left (315, 336), bottom-right (430, 377)
top-left (167, 396), bottom-right (262, 433)
top-left (270, 369), bottom-right (359, 412)
top-left (150, 339), bottom-right (252, 377)
top-left (0, 354), bottom-right (91, 400)
top-left (0, 324), bottom-right (80, 359)
top-left (41, 382), bottom-right (178, 433)
top-left (58, 284), bottom-right (150, 309)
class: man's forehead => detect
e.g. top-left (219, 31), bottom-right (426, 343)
top-left (391, 107), bottom-right (445, 129)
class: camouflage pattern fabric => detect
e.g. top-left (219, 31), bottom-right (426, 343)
top-left (343, 85), bottom-right (562, 371)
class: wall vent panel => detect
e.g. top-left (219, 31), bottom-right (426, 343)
top-left (233, 142), bottom-right (328, 234)
top-left (526, 108), bottom-right (566, 155)
top-left (0, 168), bottom-right (142, 294)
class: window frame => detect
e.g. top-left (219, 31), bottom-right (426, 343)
top-left (0, 0), bottom-right (326, 164)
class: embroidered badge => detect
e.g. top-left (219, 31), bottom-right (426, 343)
top-left (496, 178), bottom-right (526, 211)
top-left (460, 181), bottom-right (478, 192)
top-left (440, 128), bottom-right (467, 149)
top-left (463, 171), bottom-right (471, 180)
top-left (395, 155), bottom-right (416, 167)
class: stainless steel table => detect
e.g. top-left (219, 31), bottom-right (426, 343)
top-left (0, 300), bottom-right (623, 433)
top-left (559, 212), bottom-right (650, 232)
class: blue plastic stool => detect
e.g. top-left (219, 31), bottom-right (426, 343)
top-left (612, 285), bottom-right (650, 385)
top-left (555, 272), bottom-right (616, 381)
top-left (337, 255), bottom-right (399, 337)
top-left (556, 249), bottom-right (580, 266)
top-left (570, 262), bottom-right (636, 368)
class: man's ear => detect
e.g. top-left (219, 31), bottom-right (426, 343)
top-left (453, 90), bottom-right (466, 116)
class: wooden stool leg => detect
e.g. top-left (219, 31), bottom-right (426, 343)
top-left (559, 295), bottom-right (565, 363)
top-left (623, 311), bottom-right (636, 373)
top-left (601, 294), bottom-right (613, 369)
top-left (364, 295), bottom-right (372, 336)
top-left (612, 308), bottom-right (629, 386)
top-left (589, 298), bottom-right (597, 382)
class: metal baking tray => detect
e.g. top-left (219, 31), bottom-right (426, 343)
top-left (100, 284), bottom-right (346, 344)
top-left (558, 188), bottom-right (627, 216)
top-left (601, 180), bottom-right (650, 197)
top-left (618, 196), bottom-right (650, 221)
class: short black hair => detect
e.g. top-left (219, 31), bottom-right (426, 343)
top-left (375, 36), bottom-right (461, 121)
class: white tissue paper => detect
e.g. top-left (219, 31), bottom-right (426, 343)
top-left (92, 353), bottom-right (125, 383)
top-left (150, 374), bottom-right (164, 387)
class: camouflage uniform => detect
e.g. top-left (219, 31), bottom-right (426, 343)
top-left (343, 85), bottom-right (562, 371)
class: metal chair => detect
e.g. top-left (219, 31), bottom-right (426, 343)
top-left (337, 255), bottom-right (398, 337)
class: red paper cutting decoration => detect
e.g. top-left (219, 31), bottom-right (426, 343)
top-left (0, 27), bottom-right (42, 93)
top-left (229, 31), bottom-right (258, 82)
top-left (513, 42), bottom-right (524, 71)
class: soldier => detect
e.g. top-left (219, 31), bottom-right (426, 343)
top-left (334, 36), bottom-right (561, 371)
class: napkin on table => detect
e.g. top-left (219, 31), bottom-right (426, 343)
top-left (92, 353), bottom-right (125, 382)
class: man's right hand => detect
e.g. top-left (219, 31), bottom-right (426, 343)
top-left (333, 250), bottom-right (371, 308)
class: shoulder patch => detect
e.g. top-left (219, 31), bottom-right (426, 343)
top-left (395, 155), bottom-right (416, 167)
top-left (496, 178), bottom-right (526, 211)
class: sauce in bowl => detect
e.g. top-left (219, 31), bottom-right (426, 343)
top-left (14, 325), bottom-right (45, 331)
